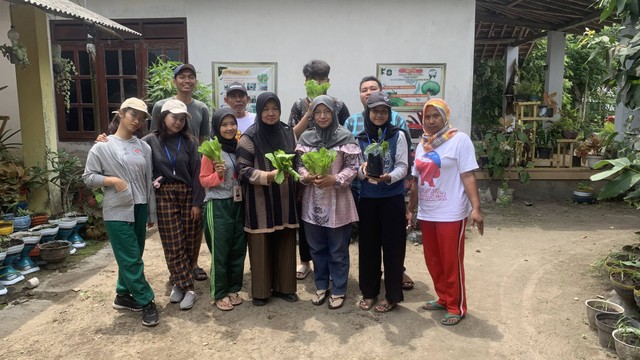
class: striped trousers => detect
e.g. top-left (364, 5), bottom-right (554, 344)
top-left (156, 183), bottom-right (203, 290)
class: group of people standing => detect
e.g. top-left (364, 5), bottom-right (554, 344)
top-left (83, 59), bottom-right (484, 328)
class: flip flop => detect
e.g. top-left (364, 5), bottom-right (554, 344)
top-left (328, 295), bottom-right (345, 310)
top-left (358, 297), bottom-right (377, 311)
top-left (374, 300), bottom-right (397, 313)
top-left (228, 292), bottom-right (243, 306)
top-left (215, 297), bottom-right (233, 311)
top-left (402, 273), bottom-right (414, 290)
top-left (440, 313), bottom-right (464, 326)
top-left (193, 267), bottom-right (207, 281)
top-left (421, 300), bottom-right (446, 311)
top-left (296, 264), bottom-right (310, 280)
top-left (312, 289), bottom-right (329, 306)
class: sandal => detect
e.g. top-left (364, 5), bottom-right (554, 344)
top-left (402, 273), bottom-right (414, 290)
top-left (358, 297), bottom-right (377, 311)
top-left (440, 313), bottom-right (464, 326)
top-left (215, 296), bottom-right (234, 311)
top-left (312, 289), bottom-right (329, 306)
top-left (421, 300), bottom-right (446, 311)
top-left (374, 299), bottom-right (397, 313)
top-left (192, 267), bottom-right (208, 281)
top-left (228, 293), bottom-right (243, 306)
top-left (328, 295), bottom-right (345, 310)
top-left (296, 264), bottom-right (311, 280)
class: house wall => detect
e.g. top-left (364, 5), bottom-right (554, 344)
top-left (0, 0), bottom-right (476, 158)
top-left (0, 1), bottom-right (24, 155)
top-left (84, 0), bottom-right (476, 133)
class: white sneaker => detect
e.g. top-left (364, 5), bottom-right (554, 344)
top-left (180, 290), bottom-right (197, 310)
top-left (169, 285), bottom-right (184, 303)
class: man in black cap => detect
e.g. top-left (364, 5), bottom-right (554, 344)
top-left (223, 81), bottom-right (255, 135)
top-left (150, 63), bottom-right (210, 144)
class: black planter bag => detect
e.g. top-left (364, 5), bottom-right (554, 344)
top-left (366, 153), bottom-right (384, 177)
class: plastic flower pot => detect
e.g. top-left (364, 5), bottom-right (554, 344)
top-left (613, 328), bottom-right (640, 360)
top-left (596, 312), bottom-right (622, 349)
top-left (585, 299), bottom-right (624, 331)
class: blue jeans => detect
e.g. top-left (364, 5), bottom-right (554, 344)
top-left (303, 221), bottom-right (351, 296)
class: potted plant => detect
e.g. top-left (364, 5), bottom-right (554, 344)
top-left (613, 323), bottom-right (640, 360)
top-left (363, 129), bottom-right (389, 178)
top-left (596, 312), bottom-right (624, 350)
top-left (576, 122), bottom-right (618, 168)
top-left (535, 127), bottom-right (557, 159)
top-left (0, 26), bottom-right (29, 68)
top-left (610, 269), bottom-right (640, 306)
top-left (574, 182), bottom-right (596, 204)
top-left (513, 81), bottom-right (542, 102)
top-left (584, 299), bottom-right (625, 331)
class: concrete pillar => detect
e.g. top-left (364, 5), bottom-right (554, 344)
top-left (545, 31), bottom-right (566, 117)
top-left (12, 5), bottom-right (60, 213)
top-left (503, 46), bottom-right (518, 116)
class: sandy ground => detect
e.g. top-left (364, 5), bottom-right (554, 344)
top-left (0, 200), bottom-right (638, 360)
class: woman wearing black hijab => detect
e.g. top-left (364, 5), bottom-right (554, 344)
top-left (355, 92), bottom-right (409, 313)
top-left (236, 92), bottom-right (299, 306)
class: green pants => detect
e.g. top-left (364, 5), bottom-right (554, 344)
top-left (105, 204), bottom-right (154, 306)
top-left (203, 198), bottom-right (246, 300)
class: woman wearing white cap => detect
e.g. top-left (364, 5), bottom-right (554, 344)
top-left (83, 97), bottom-right (159, 327)
top-left (143, 99), bottom-right (205, 311)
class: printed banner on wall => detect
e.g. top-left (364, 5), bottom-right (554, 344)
top-left (212, 62), bottom-right (278, 113)
top-left (376, 63), bottom-right (446, 111)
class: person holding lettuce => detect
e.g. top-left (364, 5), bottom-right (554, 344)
top-left (289, 60), bottom-right (351, 282)
top-left (356, 92), bottom-right (409, 313)
top-left (199, 108), bottom-right (246, 311)
top-left (296, 95), bottom-right (361, 310)
top-left (236, 92), bottom-right (299, 306)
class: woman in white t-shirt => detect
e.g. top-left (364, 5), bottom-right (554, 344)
top-left (406, 98), bottom-right (484, 326)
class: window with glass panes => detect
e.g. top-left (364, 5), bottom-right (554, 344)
top-left (51, 19), bottom-right (187, 141)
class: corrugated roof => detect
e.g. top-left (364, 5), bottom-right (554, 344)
top-left (476, 0), bottom-right (615, 60)
top-left (15, 0), bottom-right (140, 36)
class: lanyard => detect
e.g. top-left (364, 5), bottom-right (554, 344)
top-left (366, 127), bottom-right (387, 144)
top-left (227, 153), bottom-right (238, 180)
top-left (164, 137), bottom-right (182, 176)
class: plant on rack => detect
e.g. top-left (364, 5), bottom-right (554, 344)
top-left (513, 81), bottom-right (542, 102)
top-left (535, 126), bottom-right (558, 159)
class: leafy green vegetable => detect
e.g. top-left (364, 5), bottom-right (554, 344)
top-left (305, 80), bottom-right (331, 99)
top-left (363, 129), bottom-right (389, 157)
top-left (257, 73), bottom-right (269, 83)
top-left (265, 150), bottom-right (301, 184)
top-left (301, 148), bottom-right (337, 175)
top-left (198, 137), bottom-right (223, 162)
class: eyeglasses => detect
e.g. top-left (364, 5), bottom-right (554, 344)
top-left (313, 110), bottom-right (332, 116)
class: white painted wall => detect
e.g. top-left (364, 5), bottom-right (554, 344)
top-left (0, 1), bottom-right (23, 154)
top-left (0, 0), bottom-right (476, 153)
top-left (85, 0), bottom-right (476, 133)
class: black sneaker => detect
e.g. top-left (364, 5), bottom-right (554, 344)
top-left (141, 301), bottom-right (159, 327)
top-left (112, 294), bottom-right (142, 312)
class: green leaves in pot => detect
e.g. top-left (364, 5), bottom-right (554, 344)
top-left (265, 150), bottom-right (301, 184)
top-left (301, 148), bottom-right (337, 176)
top-left (363, 129), bottom-right (389, 157)
top-left (198, 137), bottom-right (223, 162)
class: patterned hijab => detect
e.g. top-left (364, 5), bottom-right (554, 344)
top-left (421, 98), bottom-right (458, 152)
top-left (298, 95), bottom-right (356, 149)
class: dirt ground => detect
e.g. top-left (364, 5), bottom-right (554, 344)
top-left (0, 199), bottom-right (638, 360)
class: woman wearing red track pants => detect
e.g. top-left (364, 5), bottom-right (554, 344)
top-left (406, 98), bottom-right (484, 326)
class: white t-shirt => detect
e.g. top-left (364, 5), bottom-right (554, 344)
top-left (411, 132), bottom-right (478, 222)
top-left (236, 112), bottom-right (256, 134)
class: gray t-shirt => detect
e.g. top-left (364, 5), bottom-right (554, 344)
top-left (150, 97), bottom-right (210, 140)
top-left (83, 135), bottom-right (157, 223)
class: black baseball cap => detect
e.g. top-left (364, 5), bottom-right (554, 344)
top-left (226, 82), bottom-right (248, 96)
top-left (173, 63), bottom-right (196, 79)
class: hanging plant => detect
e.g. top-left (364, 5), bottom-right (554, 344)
top-left (0, 42), bottom-right (29, 68)
top-left (52, 45), bottom-right (76, 113)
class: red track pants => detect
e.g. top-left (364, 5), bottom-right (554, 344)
top-left (419, 219), bottom-right (467, 316)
